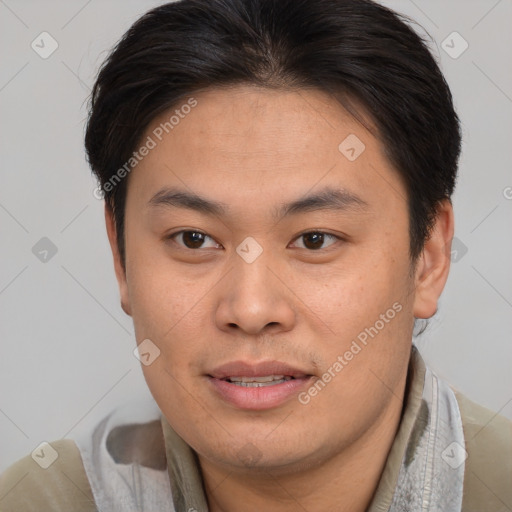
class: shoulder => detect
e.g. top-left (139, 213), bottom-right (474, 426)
top-left (0, 438), bottom-right (96, 512)
top-left (454, 390), bottom-right (512, 512)
top-left (0, 400), bottom-right (173, 512)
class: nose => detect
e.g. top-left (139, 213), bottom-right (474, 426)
top-left (215, 254), bottom-right (296, 336)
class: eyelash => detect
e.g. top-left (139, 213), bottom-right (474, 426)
top-left (290, 231), bottom-right (340, 250)
top-left (167, 230), bottom-right (342, 251)
top-left (169, 231), bottom-right (221, 250)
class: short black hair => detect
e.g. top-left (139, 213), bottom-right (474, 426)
top-left (85, 0), bottom-right (461, 268)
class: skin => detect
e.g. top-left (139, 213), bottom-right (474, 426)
top-left (105, 85), bottom-right (454, 511)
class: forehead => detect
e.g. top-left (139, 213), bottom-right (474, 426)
top-left (126, 85), bottom-right (405, 211)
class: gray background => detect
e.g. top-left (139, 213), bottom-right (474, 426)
top-left (1, 0), bottom-right (511, 472)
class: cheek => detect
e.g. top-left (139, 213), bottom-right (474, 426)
top-left (297, 248), bottom-right (408, 337)
top-left (140, 360), bottom-right (217, 457)
top-left (311, 252), bottom-right (413, 407)
top-left (125, 240), bottom-right (206, 338)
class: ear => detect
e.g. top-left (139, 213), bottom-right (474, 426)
top-left (104, 204), bottom-right (132, 316)
top-left (413, 199), bottom-right (454, 319)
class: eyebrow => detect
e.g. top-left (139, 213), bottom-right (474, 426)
top-left (147, 186), bottom-right (369, 219)
top-left (148, 187), bottom-right (228, 216)
top-left (276, 187), bottom-right (369, 218)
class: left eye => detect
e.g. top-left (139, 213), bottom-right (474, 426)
top-left (290, 232), bottom-right (339, 250)
top-left (170, 231), bottom-right (220, 249)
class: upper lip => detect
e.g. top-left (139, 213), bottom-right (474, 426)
top-left (208, 360), bottom-right (310, 379)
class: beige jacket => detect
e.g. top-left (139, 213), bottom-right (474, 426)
top-left (1, 347), bottom-right (511, 511)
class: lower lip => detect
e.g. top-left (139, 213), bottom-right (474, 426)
top-left (208, 377), bottom-right (312, 410)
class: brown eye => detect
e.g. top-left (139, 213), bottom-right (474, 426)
top-left (171, 231), bottom-right (219, 249)
top-left (182, 231), bottom-right (205, 248)
top-left (302, 232), bottom-right (325, 250)
top-left (291, 232), bottom-right (339, 250)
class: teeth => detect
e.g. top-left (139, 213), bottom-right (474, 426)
top-left (231, 379), bottom-right (289, 387)
top-left (227, 375), bottom-right (293, 387)
top-left (229, 375), bottom-right (286, 383)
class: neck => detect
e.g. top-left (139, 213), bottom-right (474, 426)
top-left (199, 379), bottom-right (406, 512)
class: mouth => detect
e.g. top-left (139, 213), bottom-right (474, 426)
top-left (207, 361), bottom-right (313, 410)
top-left (222, 375), bottom-right (296, 387)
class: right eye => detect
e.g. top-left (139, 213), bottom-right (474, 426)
top-left (168, 230), bottom-right (221, 250)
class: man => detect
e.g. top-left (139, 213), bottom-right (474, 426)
top-left (1, 0), bottom-right (510, 510)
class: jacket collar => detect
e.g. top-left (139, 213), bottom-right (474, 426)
top-left (161, 345), bottom-right (465, 511)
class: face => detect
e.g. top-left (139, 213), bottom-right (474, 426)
top-left (106, 85), bottom-right (451, 475)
